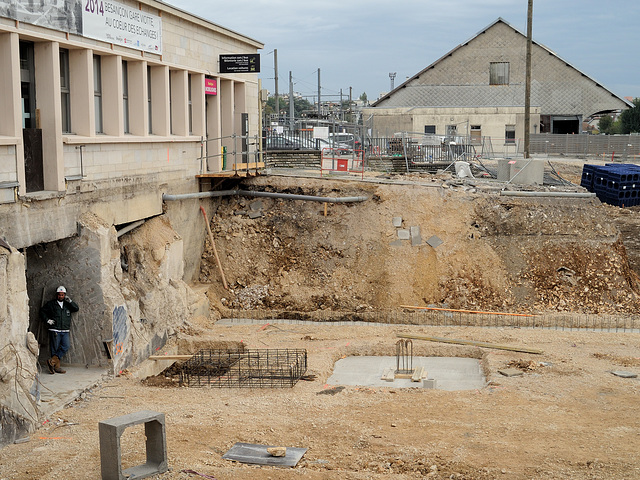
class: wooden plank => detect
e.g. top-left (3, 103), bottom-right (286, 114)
top-left (397, 334), bottom-right (543, 355)
top-left (232, 162), bottom-right (265, 170)
top-left (381, 367), bottom-right (395, 382)
top-left (400, 304), bottom-right (536, 317)
top-left (411, 366), bottom-right (424, 382)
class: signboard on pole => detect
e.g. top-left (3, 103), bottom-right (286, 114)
top-left (205, 78), bottom-right (217, 95)
top-left (219, 54), bottom-right (260, 74)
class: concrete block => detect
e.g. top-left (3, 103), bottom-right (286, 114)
top-left (423, 378), bottom-right (437, 389)
top-left (397, 229), bottom-right (410, 240)
top-left (99, 410), bottom-right (167, 480)
top-left (497, 159), bottom-right (544, 185)
top-left (392, 216), bottom-right (402, 227)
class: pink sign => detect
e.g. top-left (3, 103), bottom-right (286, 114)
top-left (205, 78), bottom-right (217, 95)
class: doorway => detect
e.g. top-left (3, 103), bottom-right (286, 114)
top-left (20, 41), bottom-right (44, 192)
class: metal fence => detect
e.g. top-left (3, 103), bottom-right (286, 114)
top-left (221, 308), bottom-right (640, 332)
top-left (529, 134), bottom-right (640, 160)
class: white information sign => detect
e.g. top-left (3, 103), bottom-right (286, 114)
top-left (82, 0), bottom-right (162, 54)
top-left (313, 126), bottom-right (329, 140)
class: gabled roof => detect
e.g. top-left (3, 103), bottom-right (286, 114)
top-left (372, 17), bottom-right (631, 109)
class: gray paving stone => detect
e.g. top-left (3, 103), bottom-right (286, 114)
top-left (397, 229), bottom-right (410, 240)
top-left (426, 235), bottom-right (444, 248)
top-left (392, 217), bottom-right (403, 227)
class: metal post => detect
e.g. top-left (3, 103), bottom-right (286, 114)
top-left (317, 68), bottom-right (321, 118)
top-left (289, 71), bottom-right (294, 131)
top-left (274, 49), bottom-right (279, 125)
top-left (524, 0), bottom-right (533, 159)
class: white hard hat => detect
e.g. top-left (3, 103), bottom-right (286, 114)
top-left (56, 286), bottom-right (67, 293)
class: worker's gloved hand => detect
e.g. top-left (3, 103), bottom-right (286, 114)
top-left (65, 297), bottom-right (72, 303)
top-left (47, 319), bottom-right (55, 325)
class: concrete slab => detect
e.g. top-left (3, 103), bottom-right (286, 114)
top-left (327, 356), bottom-right (485, 391)
top-left (410, 226), bottom-right (422, 246)
top-left (223, 442), bottom-right (307, 467)
top-left (397, 229), bottom-right (410, 240)
top-left (392, 217), bottom-right (402, 227)
top-left (37, 365), bottom-right (110, 417)
top-left (426, 235), bottom-right (443, 248)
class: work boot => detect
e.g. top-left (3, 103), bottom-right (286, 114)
top-left (52, 355), bottom-right (66, 374)
top-left (47, 357), bottom-right (56, 374)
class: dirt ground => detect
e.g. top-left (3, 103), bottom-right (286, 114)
top-left (2, 158), bottom-right (640, 480)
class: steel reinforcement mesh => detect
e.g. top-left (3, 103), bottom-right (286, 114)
top-left (178, 349), bottom-right (308, 388)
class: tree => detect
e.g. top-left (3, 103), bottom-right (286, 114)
top-left (359, 92), bottom-right (368, 104)
top-left (619, 98), bottom-right (640, 134)
top-left (598, 115), bottom-right (614, 134)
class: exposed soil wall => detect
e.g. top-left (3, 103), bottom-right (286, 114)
top-left (199, 175), bottom-right (640, 316)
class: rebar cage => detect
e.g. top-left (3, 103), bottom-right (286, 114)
top-left (178, 349), bottom-right (308, 388)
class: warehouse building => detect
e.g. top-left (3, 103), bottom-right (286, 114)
top-left (365, 18), bottom-right (630, 152)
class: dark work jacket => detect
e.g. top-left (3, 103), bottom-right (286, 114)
top-left (40, 298), bottom-right (80, 331)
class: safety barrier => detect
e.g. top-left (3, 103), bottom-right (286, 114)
top-left (320, 148), bottom-right (365, 179)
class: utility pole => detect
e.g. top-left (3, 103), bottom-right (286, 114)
top-left (524, 0), bottom-right (533, 158)
top-left (317, 68), bottom-right (321, 118)
top-left (289, 71), bottom-right (294, 130)
top-left (274, 49), bottom-right (279, 125)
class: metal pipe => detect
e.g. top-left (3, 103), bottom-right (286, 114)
top-left (162, 189), bottom-right (368, 203)
top-left (236, 189), bottom-right (368, 203)
top-left (500, 191), bottom-right (596, 198)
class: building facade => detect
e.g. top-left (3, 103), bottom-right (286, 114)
top-left (365, 18), bottom-right (630, 150)
top-left (0, 0), bottom-right (262, 447)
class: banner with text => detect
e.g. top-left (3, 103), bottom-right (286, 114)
top-left (82, 0), bottom-right (162, 54)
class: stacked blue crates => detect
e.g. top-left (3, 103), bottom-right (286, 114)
top-left (582, 164), bottom-right (640, 207)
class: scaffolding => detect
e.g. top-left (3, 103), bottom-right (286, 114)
top-left (178, 349), bottom-right (308, 388)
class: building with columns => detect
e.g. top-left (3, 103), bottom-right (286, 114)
top-left (0, 0), bottom-right (262, 447)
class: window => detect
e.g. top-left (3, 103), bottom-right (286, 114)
top-left (470, 125), bottom-right (481, 144)
top-left (424, 125), bottom-right (436, 135)
top-left (490, 62), bottom-right (509, 85)
top-left (505, 125), bottom-right (516, 144)
top-left (122, 60), bottom-right (129, 134)
top-left (60, 48), bottom-right (71, 133)
top-left (93, 55), bottom-right (102, 133)
top-left (188, 73), bottom-right (193, 135)
top-left (147, 65), bottom-right (152, 134)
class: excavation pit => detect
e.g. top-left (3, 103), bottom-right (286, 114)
top-left (177, 349), bottom-right (308, 388)
top-left (327, 356), bottom-right (486, 390)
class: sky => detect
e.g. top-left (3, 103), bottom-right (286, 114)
top-left (165, 0), bottom-right (640, 103)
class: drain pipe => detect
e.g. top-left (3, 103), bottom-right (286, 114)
top-left (500, 191), bottom-right (596, 198)
top-left (162, 189), bottom-right (368, 203)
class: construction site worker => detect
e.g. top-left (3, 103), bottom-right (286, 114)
top-left (40, 286), bottom-right (79, 374)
